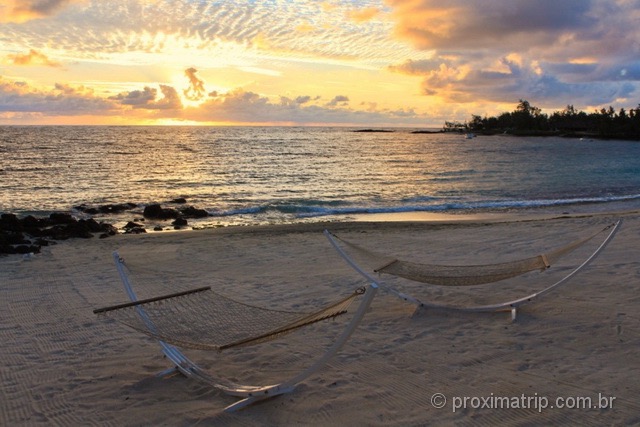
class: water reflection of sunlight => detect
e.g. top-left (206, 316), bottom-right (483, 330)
top-left (155, 118), bottom-right (217, 126)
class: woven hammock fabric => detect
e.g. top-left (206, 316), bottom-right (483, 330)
top-left (379, 255), bottom-right (554, 286)
top-left (95, 285), bottom-right (364, 351)
top-left (334, 223), bottom-right (613, 286)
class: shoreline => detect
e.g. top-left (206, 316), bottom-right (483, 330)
top-left (3, 204), bottom-right (639, 257)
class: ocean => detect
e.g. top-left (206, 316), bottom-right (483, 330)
top-left (2, 126), bottom-right (640, 229)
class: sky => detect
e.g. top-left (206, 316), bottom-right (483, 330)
top-left (0, 0), bottom-right (639, 126)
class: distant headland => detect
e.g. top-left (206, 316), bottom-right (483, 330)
top-left (441, 100), bottom-right (640, 140)
top-left (353, 129), bottom-right (395, 133)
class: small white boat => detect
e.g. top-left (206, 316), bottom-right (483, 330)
top-left (465, 133), bottom-right (476, 139)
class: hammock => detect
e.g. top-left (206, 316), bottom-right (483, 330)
top-left (325, 220), bottom-right (621, 320)
top-left (94, 251), bottom-right (378, 411)
top-left (94, 283), bottom-right (365, 352)
top-left (327, 223), bottom-right (616, 287)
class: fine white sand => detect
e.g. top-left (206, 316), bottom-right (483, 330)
top-left (1, 212), bottom-right (639, 425)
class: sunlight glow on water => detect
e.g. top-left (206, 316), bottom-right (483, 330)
top-left (2, 126), bottom-right (640, 227)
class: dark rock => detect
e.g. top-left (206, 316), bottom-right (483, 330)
top-left (98, 203), bottom-right (137, 214)
top-left (172, 217), bottom-right (188, 227)
top-left (82, 218), bottom-right (104, 233)
top-left (1, 213), bottom-right (19, 222)
top-left (82, 219), bottom-right (117, 236)
top-left (34, 238), bottom-right (50, 246)
top-left (74, 204), bottom-right (98, 214)
top-left (73, 203), bottom-right (137, 215)
top-left (22, 215), bottom-right (46, 229)
top-left (49, 212), bottom-right (75, 225)
top-left (0, 231), bottom-right (29, 245)
top-left (153, 226), bottom-right (164, 231)
top-left (170, 197), bottom-right (187, 204)
top-left (75, 203), bottom-right (136, 215)
top-left (124, 221), bottom-right (143, 229)
top-left (143, 204), bottom-right (179, 219)
top-left (180, 206), bottom-right (209, 218)
top-left (71, 223), bottom-right (94, 239)
top-left (0, 212), bottom-right (117, 254)
top-left (101, 224), bottom-right (118, 236)
top-left (46, 223), bottom-right (92, 240)
top-left (159, 208), bottom-right (179, 219)
top-left (14, 245), bottom-right (40, 254)
top-left (0, 213), bottom-right (22, 231)
top-left (0, 244), bottom-right (13, 254)
top-left (143, 204), bottom-right (162, 218)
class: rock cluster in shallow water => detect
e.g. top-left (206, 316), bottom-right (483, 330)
top-left (1, 199), bottom-right (212, 255)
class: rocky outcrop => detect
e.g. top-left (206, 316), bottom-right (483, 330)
top-left (2, 198), bottom-right (211, 254)
top-left (74, 203), bottom-right (137, 215)
top-left (0, 213), bottom-right (117, 255)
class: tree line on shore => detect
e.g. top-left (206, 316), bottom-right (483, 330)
top-left (443, 100), bottom-right (640, 140)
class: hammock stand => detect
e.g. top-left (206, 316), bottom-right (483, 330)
top-left (94, 251), bottom-right (378, 412)
top-left (325, 220), bottom-right (621, 321)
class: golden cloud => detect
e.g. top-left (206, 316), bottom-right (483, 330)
top-left (346, 7), bottom-right (380, 23)
top-left (7, 49), bottom-right (62, 67)
top-left (0, 0), bottom-right (80, 23)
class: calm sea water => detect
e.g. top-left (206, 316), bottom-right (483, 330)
top-left (1, 126), bottom-right (640, 228)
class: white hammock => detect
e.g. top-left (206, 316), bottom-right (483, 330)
top-left (325, 220), bottom-right (621, 321)
top-left (94, 251), bottom-right (378, 412)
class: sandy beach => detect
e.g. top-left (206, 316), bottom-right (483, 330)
top-left (1, 211), bottom-right (639, 426)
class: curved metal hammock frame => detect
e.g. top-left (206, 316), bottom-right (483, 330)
top-left (325, 220), bottom-right (621, 321)
top-left (94, 251), bottom-right (378, 412)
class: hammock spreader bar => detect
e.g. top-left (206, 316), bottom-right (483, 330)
top-left (93, 286), bottom-right (211, 314)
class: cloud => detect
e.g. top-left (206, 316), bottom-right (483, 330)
top-left (388, 0), bottom-right (595, 51)
top-left (295, 95), bottom-right (313, 104)
top-left (185, 89), bottom-right (424, 126)
top-left (0, 0), bottom-right (422, 66)
top-left (346, 7), bottom-right (380, 23)
top-left (0, 72), bottom-right (429, 125)
top-left (110, 84), bottom-right (182, 110)
top-left (0, 0), bottom-right (79, 23)
top-left (183, 67), bottom-right (205, 101)
top-left (404, 56), bottom-right (636, 106)
top-left (327, 95), bottom-right (349, 107)
top-left (6, 49), bottom-right (61, 67)
top-left (387, 0), bottom-right (640, 109)
top-left (0, 77), bottom-right (117, 114)
top-left (388, 59), bottom-right (445, 76)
